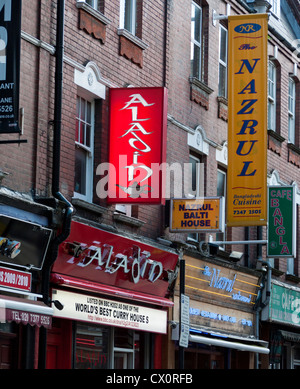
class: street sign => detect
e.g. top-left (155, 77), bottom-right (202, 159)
top-left (179, 294), bottom-right (190, 348)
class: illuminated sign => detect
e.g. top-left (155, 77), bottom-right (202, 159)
top-left (170, 197), bottom-right (224, 232)
top-left (267, 186), bottom-right (295, 258)
top-left (227, 14), bottom-right (268, 227)
top-left (0, 0), bottom-right (21, 133)
top-left (108, 87), bottom-right (167, 204)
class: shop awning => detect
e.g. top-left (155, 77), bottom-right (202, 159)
top-left (51, 273), bottom-right (174, 307)
top-left (189, 331), bottom-right (270, 354)
top-left (0, 295), bottom-right (53, 328)
top-left (280, 330), bottom-right (300, 343)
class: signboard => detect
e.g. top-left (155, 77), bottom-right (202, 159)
top-left (179, 294), bottom-right (190, 348)
top-left (269, 282), bottom-right (300, 327)
top-left (227, 14), bottom-right (268, 227)
top-left (52, 221), bottom-right (178, 298)
top-left (170, 197), bottom-right (224, 232)
top-left (268, 186), bottom-right (295, 257)
top-left (52, 289), bottom-right (168, 334)
top-left (0, 266), bottom-right (31, 292)
top-left (176, 256), bottom-right (260, 308)
top-left (0, 0), bottom-right (22, 133)
top-left (174, 297), bottom-right (255, 337)
top-left (108, 87), bottom-right (167, 204)
top-left (0, 215), bottom-right (52, 270)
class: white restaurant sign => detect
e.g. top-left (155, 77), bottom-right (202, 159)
top-left (52, 289), bottom-right (167, 334)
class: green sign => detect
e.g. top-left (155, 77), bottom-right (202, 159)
top-left (269, 282), bottom-right (300, 326)
top-left (267, 186), bottom-right (295, 257)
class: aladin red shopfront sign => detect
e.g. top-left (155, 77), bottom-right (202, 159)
top-left (107, 87), bottom-right (167, 204)
top-left (52, 221), bottom-right (178, 299)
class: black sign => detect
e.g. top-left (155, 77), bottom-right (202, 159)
top-left (0, 215), bottom-right (52, 270)
top-left (0, 0), bottom-right (21, 133)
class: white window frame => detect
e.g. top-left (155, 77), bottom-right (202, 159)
top-left (191, 2), bottom-right (202, 80)
top-left (288, 77), bottom-right (296, 144)
top-left (74, 96), bottom-right (94, 203)
top-left (120, 0), bottom-right (137, 35)
top-left (269, 0), bottom-right (280, 17)
top-left (268, 61), bottom-right (276, 131)
top-left (187, 154), bottom-right (203, 243)
top-left (84, 0), bottom-right (100, 11)
top-left (218, 25), bottom-right (228, 98)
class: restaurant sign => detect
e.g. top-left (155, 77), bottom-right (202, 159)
top-left (268, 282), bottom-right (300, 326)
top-left (227, 14), bottom-right (268, 227)
top-left (267, 186), bottom-right (295, 258)
top-left (170, 197), bottom-right (224, 232)
top-left (52, 221), bottom-right (178, 298)
top-left (0, 0), bottom-right (22, 133)
top-left (108, 87), bottom-right (167, 204)
top-left (52, 289), bottom-right (167, 334)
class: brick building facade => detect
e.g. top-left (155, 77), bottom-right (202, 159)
top-left (0, 0), bottom-right (299, 369)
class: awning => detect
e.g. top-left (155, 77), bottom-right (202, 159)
top-left (51, 273), bottom-right (174, 308)
top-left (280, 330), bottom-right (300, 343)
top-left (0, 295), bottom-right (53, 328)
top-left (189, 330), bottom-right (269, 354)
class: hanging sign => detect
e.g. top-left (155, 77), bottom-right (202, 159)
top-left (267, 186), bottom-right (296, 258)
top-left (0, 0), bottom-right (22, 133)
top-left (170, 197), bottom-right (224, 232)
top-left (108, 87), bottom-right (167, 204)
top-left (227, 14), bottom-right (268, 227)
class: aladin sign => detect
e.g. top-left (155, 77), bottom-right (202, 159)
top-left (108, 87), bottom-right (167, 204)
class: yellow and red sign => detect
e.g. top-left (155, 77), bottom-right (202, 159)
top-left (227, 14), bottom-right (268, 227)
top-left (170, 197), bottom-right (224, 232)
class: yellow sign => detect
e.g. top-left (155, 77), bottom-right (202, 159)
top-left (170, 197), bottom-right (224, 232)
top-left (227, 14), bottom-right (268, 227)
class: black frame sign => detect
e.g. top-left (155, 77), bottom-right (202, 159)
top-left (0, 0), bottom-right (21, 133)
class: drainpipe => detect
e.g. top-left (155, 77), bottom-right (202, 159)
top-left (38, 0), bottom-right (73, 369)
top-left (254, 257), bottom-right (271, 369)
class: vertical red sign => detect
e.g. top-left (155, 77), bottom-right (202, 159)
top-left (108, 87), bottom-right (167, 204)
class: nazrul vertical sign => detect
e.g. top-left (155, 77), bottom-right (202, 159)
top-left (0, 0), bottom-right (22, 133)
top-left (227, 14), bottom-right (268, 227)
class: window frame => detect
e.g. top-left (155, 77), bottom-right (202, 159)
top-left (120, 0), bottom-right (137, 36)
top-left (190, 1), bottom-right (203, 80)
top-left (74, 95), bottom-right (95, 203)
top-left (218, 24), bottom-right (228, 98)
top-left (269, 0), bottom-right (280, 17)
top-left (288, 77), bottom-right (296, 144)
top-left (268, 61), bottom-right (277, 131)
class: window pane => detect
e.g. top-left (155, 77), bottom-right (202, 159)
top-left (217, 171), bottom-right (225, 197)
top-left (218, 64), bottom-right (227, 97)
top-left (220, 28), bottom-right (227, 63)
top-left (191, 44), bottom-right (201, 79)
top-left (75, 147), bottom-right (87, 195)
top-left (191, 4), bottom-right (202, 43)
top-left (75, 324), bottom-right (109, 369)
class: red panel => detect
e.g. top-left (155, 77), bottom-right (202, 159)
top-left (52, 221), bottom-right (178, 299)
top-left (107, 87), bottom-right (167, 204)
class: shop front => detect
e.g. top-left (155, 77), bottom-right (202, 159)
top-left (47, 220), bottom-right (178, 369)
top-left (261, 280), bottom-right (300, 369)
top-left (171, 254), bottom-right (269, 369)
top-left (0, 198), bottom-right (55, 369)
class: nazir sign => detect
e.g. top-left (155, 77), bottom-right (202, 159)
top-left (267, 186), bottom-right (296, 258)
top-left (227, 14), bottom-right (268, 227)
